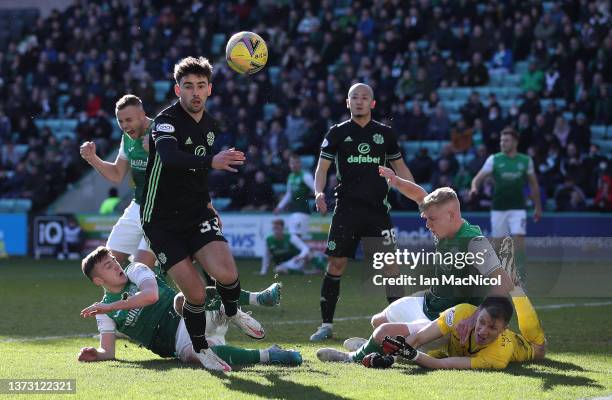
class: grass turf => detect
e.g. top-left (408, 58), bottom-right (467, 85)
top-left (0, 258), bottom-right (611, 400)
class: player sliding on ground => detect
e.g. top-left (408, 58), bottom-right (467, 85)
top-left (323, 288), bottom-right (546, 370)
top-left (317, 167), bottom-right (516, 363)
top-left (77, 246), bottom-right (301, 371)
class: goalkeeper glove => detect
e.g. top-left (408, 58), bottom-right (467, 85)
top-left (362, 353), bottom-right (395, 369)
top-left (382, 335), bottom-right (418, 360)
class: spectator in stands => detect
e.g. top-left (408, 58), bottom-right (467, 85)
top-left (553, 116), bottom-right (572, 147)
top-left (244, 170), bottom-right (274, 211)
top-left (521, 63), bottom-right (545, 93)
top-left (430, 158), bottom-right (453, 190)
top-left (406, 102), bottom-right (429, 140)
top-left (593, 161), bottom-right (612, 212)
top-left (555, 176), bottom-right (587, 211)
top-left (437, 144), bottom-right (460, 176)
top-left (463, 52), bottom-right (489, 87)
top-left (570, 113), bottom-right (592, 152)
top-left (99, 187), bottom-right (120, 215)
top-left (426, 104), bottom-right (450, 140)
top-left (450, 119), bottom-right (473, 153)
top-left (490, 42), bottom-right (513, 75)
top-left (408, 147), bottom-right (435, 184)
top-left (467, 145), bottom-right (488, 177)
top-left (460, 92), bottom-right (486, 127)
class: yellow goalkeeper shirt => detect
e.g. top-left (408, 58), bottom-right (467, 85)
top-left (434, 304), bottom-right (534, 369)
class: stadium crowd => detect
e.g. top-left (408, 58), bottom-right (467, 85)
top-left (0, 0), bottom-right (610, 212)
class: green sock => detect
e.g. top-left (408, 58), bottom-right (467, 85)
top-left (211, 345), bottom-right (261, 365)
top-left (351, 335), bottom-right (382, 362)
top-left (238, 290), bottom-right (251, 306)
top-left (516, 249), bottom-right (527, 282)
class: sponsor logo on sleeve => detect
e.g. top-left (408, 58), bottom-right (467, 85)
top-left (445, 308), bottom-right (455, 327)
top-left (156, 123), bottom-right (175, 133)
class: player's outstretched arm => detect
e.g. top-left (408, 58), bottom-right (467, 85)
top-left (314, 157), bottom-right (332, 215)
top-left (80, 141), bottom-right (130, 184)
top-left (469, 157), bottom-right (493, 198)
top-left (379, 166), bottom-right (427, 204)
top-left (78, 332), bottom-right (116, 362)
top-left (388, 158), bottom-right (415, 183)
top-left (80, 279), bottom-right (159, 318)
top-left (401, 322), bottom-right (471, 369)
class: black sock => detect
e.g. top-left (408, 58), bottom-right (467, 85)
top-left (182, 301), bottom-right (208, 352)
top-left (216, 278), bottom-right (240, 317)
top-left (321, 272), bottom-right (341, 323)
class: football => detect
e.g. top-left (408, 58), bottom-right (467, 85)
top-left (225, 31), bottom-right (268, 75)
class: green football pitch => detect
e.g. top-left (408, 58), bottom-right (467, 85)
top-left (0, 258), bottom-right (611, 400)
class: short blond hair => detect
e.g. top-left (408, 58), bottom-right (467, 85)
top-left (419, 187), bottom-right (458, 212)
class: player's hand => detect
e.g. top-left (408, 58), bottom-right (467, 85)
top-left (468, 187), bottom-right (478, 199)
top-left (379, 166), bottom-right (398, 187)
top-left (81, 302), bottom-right (113, 318)
top-left (212, 148), bottom-right (245, 172)
top-left (142, 134), bottom-right (150, 152)
top-left (315, 192), bottom-right (327, 215)
top-left (457, 312), bottom-right (477, 346)
top-left (78, 347), bottom-right (99, 362)
top-left (533, 207), bottom-right (542, 223)
top-left (79, 141), bottom-right (96, 162)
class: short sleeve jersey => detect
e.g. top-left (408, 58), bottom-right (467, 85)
top-left (117, 123), bottom-right (152, 205)
top-left (140, 102), bottom-right (218, 230)
top-left (423, 220), bottom-right (501, 319)
top-left (95, 263), bottom-right (181, 358)
top-left (266, 233), bottom-right (300, 265)
top-left (481, 152), bottom-right (534, 210)
top-left (320, 119), bottom-right (402, 212)
top-left (436, 304), bottom-right (535, 369)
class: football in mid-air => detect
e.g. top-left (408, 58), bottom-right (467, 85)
top-left (225, 31), bottom-right (268, 75)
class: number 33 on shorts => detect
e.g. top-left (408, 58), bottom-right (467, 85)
top-left (381, 228), bottom-right (397, 245)
top-left (200, 218), bottom-right (222, 236)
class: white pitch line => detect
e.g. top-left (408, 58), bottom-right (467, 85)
top-left (2, 301), bottom-right (612, 343)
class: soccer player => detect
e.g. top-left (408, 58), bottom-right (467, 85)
top-left (77, 247), bottom-right (300, 371)
top-left (316, 169), bottom-right (515, 361)
top-left (319, 290), bottom-right (546, 370)
top-left (470, 128), bottom-right (543, 283)
top-left (260, 219), bottom-right (314, 275)
top-left (139, 56), bottom-right (252, 370)
top-left (274, 154), bottom-right (315, 238)
top-left (309, 83), bottom-right (415, 341)
top-left (80, 94), bottom-right (156, 268)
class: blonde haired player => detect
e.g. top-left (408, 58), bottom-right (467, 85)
top-left (317, 167), bottom-right (516, 362)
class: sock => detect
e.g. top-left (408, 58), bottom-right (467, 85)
top-left (248, 292), bottom-right (258, 305)
top-left (512, 294), bottom-right (545, 345)
top-left (182, 301), bottom-right (208, 352)
top-left (239, 290), bottom-right (253, 305)
top-left (210, 345), bottom-right (260, 365)
top-left (321, 272), bottom-right (341, 324)
top-left (259, 349), bottom-right (270, 363)
top-left (217, 278), bottom-right (241, 317)
top-left (351, 335), bottom-right (383, 362)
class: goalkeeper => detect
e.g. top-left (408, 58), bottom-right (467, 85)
top-left (77, 246), bottom-right (301, 372)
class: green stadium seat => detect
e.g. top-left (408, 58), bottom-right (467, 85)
top-left (300, 155), bottom-right (315, 170)
top-left (0, 198), bottom-right (32, 212)
top-left (515, 61), bottom-right (529, 75)
top-left (268, 66), bottom-right (281, 85)
top-left (273, 183), bottom-right (286, 195)
top-left (437, 88), bottom-right (454, 101)
top-left (593, 139), bottom-right (612, 153)
top-left (505, 74), bottom-right (522, 86)
top-left (211, 33), bottom-right (226, 55)
top-left (213, 197), bottom-right (231, 211)
top-left (591, 126), bottom-right (608, 140)
top-left (154, 81), bottom-right (170, 103)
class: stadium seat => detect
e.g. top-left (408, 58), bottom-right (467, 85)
top-left (263, 103), bottom-right (278, 121)
top-left (593, 139), bottom-right (612, 153)
top-left (437, 88), bottom-right (454, 101)
top-left (591, 126), bottom-right (609, 140)
top-left (210, 33), bottom-right (226, 55)
top-left (272, 183), bottom-right (286, 195)
top-left (299, 155), bottom-right (315, 170)
top-left (213, 197), bottom-right (231, 211)
top-left (0, 198), bottom-right (32, 212)
top-left (154, 81), bottom-right (170, 103)
top-left (268, 66), bottom-right (281, 85)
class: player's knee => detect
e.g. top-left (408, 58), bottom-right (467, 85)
top-left (182, 290), bottom-right (206, 305)
top-left (327, 257), bottom-right (347, 275)
top-left (174, 293), bottom-right (185, 316)
top-left (371, 313), bottom-right (387, 328)
top-left (372, 324), bottom-right (390, 343)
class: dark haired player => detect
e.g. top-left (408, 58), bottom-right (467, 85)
top-left (140, 56), bottom-right (255, 371)
top-left (310, 83), bottom-right (415, 341)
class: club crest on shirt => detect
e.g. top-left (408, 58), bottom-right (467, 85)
top-left (207, 131), bottom-right (215, 146)
top-left (373, 133), bottom-right (384, 144)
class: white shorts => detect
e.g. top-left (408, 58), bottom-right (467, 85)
top-left (383, 295), bottom-right (431, 335)
top-left (491, 209), bottom-right (527, 238)
top-left (106, 200), bottom-right (152, 255)
top-left (175, 312), bottom-right (229, 362)
top-left (287, 212), bottom-right (310, 238)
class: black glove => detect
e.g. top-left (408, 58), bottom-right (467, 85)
top-left (382, 335), bottom-right (418, 360)
top-left (362, 353), bottom-right (395, 369)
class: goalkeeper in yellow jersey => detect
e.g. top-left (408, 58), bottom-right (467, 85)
top-left (336, 286), bottom-right (546, 370)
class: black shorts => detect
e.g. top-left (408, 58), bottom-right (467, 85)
top-left (325, 204), bottom-right (394, 259)
top-left (143, 216), bottom-right (227, 272)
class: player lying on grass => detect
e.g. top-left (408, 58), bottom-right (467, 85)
top-left (328, 288), bottom-right (546, 370)
top-left (78, 246), bottom-right (302, 371)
